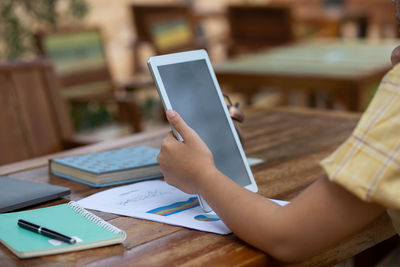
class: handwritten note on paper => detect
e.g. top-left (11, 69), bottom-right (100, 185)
top-left (77, 180), bottom-right (289, 235)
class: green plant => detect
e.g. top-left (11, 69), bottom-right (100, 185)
top-left (0, 0), bottom-right (89, 60)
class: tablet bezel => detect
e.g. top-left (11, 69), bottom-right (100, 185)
top-left (148, 49), bottom-right (258, 193)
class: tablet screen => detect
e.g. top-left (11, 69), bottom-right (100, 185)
top-left (158, 59), bottom-right (251, 187)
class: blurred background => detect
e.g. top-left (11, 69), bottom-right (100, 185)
top-left (0, 0), bottom-right (398, 154)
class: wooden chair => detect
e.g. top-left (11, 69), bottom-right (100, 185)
top-left (345, 0), bottom-right (395, 38)
top-left (226, 5), bottom-right (294, 57)
top-left (294, 12), bottom-right (369, 39)
top-left (130, 3), bottom-right (205, 73)
top-left (295, 14), bottom-right (342, 39)
top-left (268, 0), bottom-right (370, 39)
top-left (34, 28), bottom-right (142, 133)
top-left (0, 59), bottom-right (100, 165)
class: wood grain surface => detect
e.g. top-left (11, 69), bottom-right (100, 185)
top-left (0, 108), bottom-right (395, 266)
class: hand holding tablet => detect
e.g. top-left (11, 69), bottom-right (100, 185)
top-left (158, 110), bottom-right (218, 194)
top-left (148, 50), bottom-right (258, 212)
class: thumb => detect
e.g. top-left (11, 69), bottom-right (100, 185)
top-left (166, 110), bottom-right (193, 140)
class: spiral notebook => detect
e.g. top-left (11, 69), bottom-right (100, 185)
top-left (0, 202), bottom-right (126, 258)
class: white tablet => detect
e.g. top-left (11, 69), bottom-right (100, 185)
top-left (148, 50), bottom-right (258, 211)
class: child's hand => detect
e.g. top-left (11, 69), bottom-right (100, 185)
top-left (157, 110), bottom-right (217, 194)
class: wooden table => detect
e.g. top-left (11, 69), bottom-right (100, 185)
top-left (215, 39), bottom-right (397, 111)
top-left (0, 108), bottom-right (396, 266)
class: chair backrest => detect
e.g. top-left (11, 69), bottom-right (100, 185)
top-left (227, 5), bottom-right (294, 57)
top-left (131, 3), bottom-right (197, 55)
top-left (297, 15), bottom-right (342, 39)
top-left (345, 0), bottom-right (395, 37)
top-left (345, 0), bottom-right (394, 23)
top-left (0, 59), bottom-right (74, 165)
top-left (35, 28), bottom-right (114, 100)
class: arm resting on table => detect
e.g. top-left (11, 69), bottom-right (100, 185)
top-left (198, 172), bottom-right (384, 263)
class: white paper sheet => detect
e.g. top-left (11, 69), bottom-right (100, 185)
top-left (247, 157), bottom-right (265, 166)
top-left (77, 180), bottom-right (289, 235)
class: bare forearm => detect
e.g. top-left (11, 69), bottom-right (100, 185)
top-left (197, 169), bottom-right (292, 260)
top-left (197, 171), bottom-right (385, 262)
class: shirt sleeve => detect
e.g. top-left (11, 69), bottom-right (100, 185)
top-left (320, 64), bottom-right (400, 212)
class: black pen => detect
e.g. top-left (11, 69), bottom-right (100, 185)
top-left (17, 219), bottom-right (76, 244)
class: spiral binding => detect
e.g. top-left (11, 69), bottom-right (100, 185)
top-left (68, 201), bottom-right (126, 239)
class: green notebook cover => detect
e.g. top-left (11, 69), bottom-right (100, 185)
top-left (0, 202), bottom-right (126, 258)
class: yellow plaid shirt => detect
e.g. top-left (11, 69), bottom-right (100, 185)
top-left (320, 63), bottom-right (400, 235)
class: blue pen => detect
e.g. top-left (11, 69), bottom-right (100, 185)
top-left (17, 219), bottom-right (76, 244)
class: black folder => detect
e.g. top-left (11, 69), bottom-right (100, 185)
top-left (0, 177), bottom-right (70, 213)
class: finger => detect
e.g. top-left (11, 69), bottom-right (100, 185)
top-left (157, 153), bottom-right (163, 164)
top-left (160, 132), bottom-right (182, 154)
top-left (166, 110), bottom-right (194, 140)
top-left (165, 131), bottom-right (180, 143)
